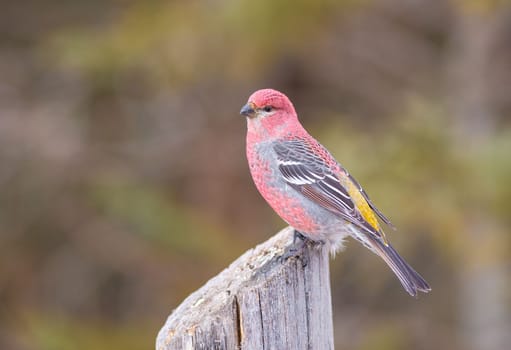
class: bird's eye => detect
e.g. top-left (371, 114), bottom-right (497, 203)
top-left (263, 106), bottom-right (273, 112)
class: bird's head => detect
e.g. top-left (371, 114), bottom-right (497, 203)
top-left (240, 89), bottom-right (296, 119)
top-left (240, 89), bottom-right (300, 138)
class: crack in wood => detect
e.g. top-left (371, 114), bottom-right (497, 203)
top-left (257, 289), bottom-right (265, 350)
top-left (234, 296), bottom-right (242, 349)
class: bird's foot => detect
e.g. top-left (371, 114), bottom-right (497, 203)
top-left (278, 230), bottom-right (322, 267)
top-left (295, 230), bottom-right (325, 249)
top-left (293, 230), bottom-right (309, 245)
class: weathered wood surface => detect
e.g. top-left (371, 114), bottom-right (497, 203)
top-left (156, 227), bottom-right (334, 350)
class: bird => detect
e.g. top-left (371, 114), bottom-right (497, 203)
top-left (240, 88), bottom-right (431, 297)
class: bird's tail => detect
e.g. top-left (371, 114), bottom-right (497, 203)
top-left (372, 239), bottom-right (431, 297)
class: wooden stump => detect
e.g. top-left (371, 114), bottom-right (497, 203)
top-left (156, 227), bottom-right (334, 350)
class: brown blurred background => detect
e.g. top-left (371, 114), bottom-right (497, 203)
top-left (1, 0), bottom-right (511, 349)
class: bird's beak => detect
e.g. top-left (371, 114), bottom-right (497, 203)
top-left (240, 102), bottom-right (255, 117)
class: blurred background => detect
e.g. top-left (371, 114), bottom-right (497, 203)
top-left (1, 0), bottom-right (511, 349)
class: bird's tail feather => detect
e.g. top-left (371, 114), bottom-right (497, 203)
top-left (373, 240), bottom-right (431, 297)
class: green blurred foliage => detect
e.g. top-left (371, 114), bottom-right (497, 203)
top-left (1, 0), bottom-right (511, 349)
top-left (48, 0), bottom-right (352, 84)
top-left (89, 176), bottom-right (245, 261)
top-left (22, 313), bottom-right (152, 350)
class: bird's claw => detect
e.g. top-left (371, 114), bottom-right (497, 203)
top-left (278, 245), bottom-right (300, 263)
top-left (293, 230), bottom-right (309, 245)
top-left (277, 230), bottom-right (313, 267)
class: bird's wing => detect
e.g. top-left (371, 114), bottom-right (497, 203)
top-left (273, 138), bottom-right (391, 242)
top-left (346, 173), bottom-right (395, 229)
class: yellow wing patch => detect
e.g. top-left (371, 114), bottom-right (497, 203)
top-left (343, 176), bottom-right (389, 245)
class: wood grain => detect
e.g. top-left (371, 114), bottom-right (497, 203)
top-left (156, 227), bottom-right (334, 350)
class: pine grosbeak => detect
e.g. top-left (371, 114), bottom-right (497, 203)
top-left (240, 88), bottom-right (430, 296)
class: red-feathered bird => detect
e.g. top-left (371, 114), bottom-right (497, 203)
top-left (240, 88), bottom-right (430, 297)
